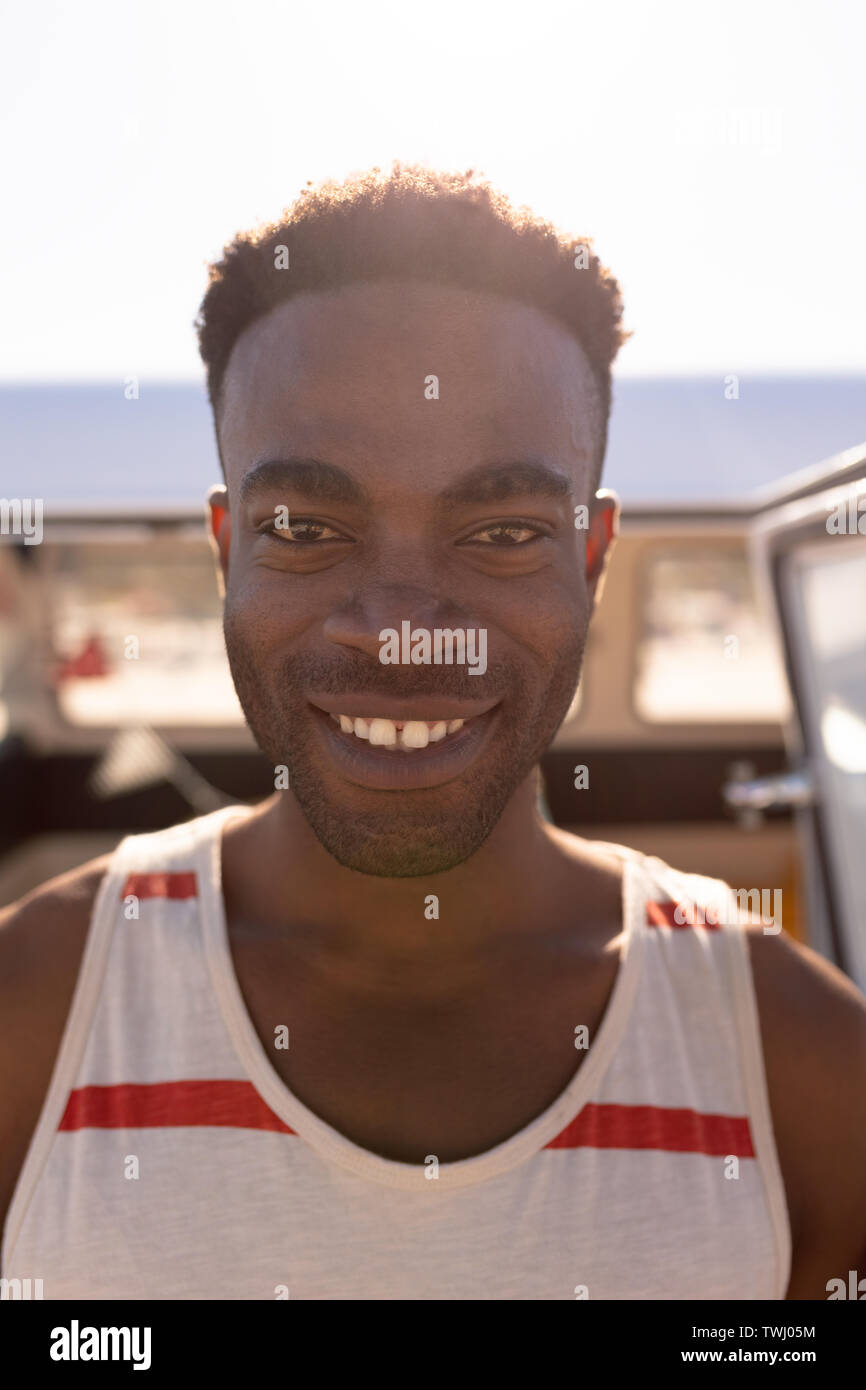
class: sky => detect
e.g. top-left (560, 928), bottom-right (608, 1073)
top-left (1, 0), bottom-right (864, 380)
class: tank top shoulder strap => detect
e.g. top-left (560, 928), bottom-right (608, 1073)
top-left (1, 807), bottom-right (250, 1272)
top-left (606, 846), bottom-right (792, 1294)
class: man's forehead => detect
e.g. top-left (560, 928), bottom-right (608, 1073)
top-left (217, 280), bottom-right (602, 490)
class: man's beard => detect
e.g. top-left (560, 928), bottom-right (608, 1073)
top-left (223, 611), bottom-right (587, 878)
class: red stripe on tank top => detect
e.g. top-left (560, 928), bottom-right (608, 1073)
top-left (120, 872), bottom-right (198, 900)
top-left (545, 1102), bottom-right (754, 1156)
top-left (58, 1080), bottom-right (293, 1134)
top-left (646, 900), bottom-right (721, 929)
top-left (58, 1084), bottom-right (751, 1156)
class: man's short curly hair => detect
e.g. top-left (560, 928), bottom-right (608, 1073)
top-left (196, 161), bottom-right (627, 484)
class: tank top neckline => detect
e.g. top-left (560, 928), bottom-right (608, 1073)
top-left (194, 805), bottom-right (649, 1191)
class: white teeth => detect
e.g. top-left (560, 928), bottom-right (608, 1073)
top-left (331, 713), bottom-right (472, 751)
top-left (369, 718), bottom-right (398, 746)
top-left (400, 720), bottom-right (430, 749)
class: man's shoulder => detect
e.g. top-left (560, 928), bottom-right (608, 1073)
top-left (742, 916), bottom-right (866, 1037)
top-left (0, 853), bottom-right (112, 978)
top-left (0, 854), bottom-right (114, 1075)
top-left (0, 854), bottom-right (114, 1240)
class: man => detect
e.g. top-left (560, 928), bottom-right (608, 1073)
top-left (1, 164), bottom-right (865, 1301)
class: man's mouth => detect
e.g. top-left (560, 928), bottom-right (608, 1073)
top-left (305, 694), bottom-right (501, 790)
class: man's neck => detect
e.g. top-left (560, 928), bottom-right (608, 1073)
top-left (221, 770), bottom-right (617, 979)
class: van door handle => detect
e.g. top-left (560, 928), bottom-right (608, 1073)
top-left (722, 762), bottom-right (814, 826)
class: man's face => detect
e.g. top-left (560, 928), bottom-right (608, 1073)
top-left (212, 280), bottom-right (614, 877)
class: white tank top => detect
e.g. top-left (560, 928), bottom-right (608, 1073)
top-left (2, 806), bottom-right (791, 1300)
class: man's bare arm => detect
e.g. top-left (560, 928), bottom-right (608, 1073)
top-left (747, 925), bottom-right (866, 1300)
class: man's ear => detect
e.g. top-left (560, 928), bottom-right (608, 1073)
top-left (207, 484), bottom-right (231, 590)
top-left (585, 489), bottom-right (619, 603)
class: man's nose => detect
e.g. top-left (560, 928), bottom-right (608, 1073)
top-left (321, 586), bottom-right (478, 663)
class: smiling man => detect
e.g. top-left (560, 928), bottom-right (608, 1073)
top-left (2, 164), bottom-right (866, 1302)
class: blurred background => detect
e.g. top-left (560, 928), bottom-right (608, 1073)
top-left (1, 0), bottom-right (864, 983)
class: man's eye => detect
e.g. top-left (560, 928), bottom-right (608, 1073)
top-left (259, 518), bottom-right (345, 543)
top-left (467, 522), bottom-right (546, 546)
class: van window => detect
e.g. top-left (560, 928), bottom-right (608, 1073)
top-left (634, 548), bottom-right (791, 722)
top-left (48, 537), bottom-right (244, 726)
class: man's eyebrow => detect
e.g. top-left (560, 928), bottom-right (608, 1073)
top-left (238, 458), bottom-right (370, 507)
top-left (437, 460), bottom-right (575, 507)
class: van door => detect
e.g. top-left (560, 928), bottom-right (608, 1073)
top-left (749, 449), bottom-right (866, 990)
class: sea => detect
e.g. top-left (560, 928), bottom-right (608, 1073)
top-left (1, 377), bottom-right (864, 509)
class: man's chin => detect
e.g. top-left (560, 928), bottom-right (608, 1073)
top-left (294, 801), bottom-right (499, 878)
